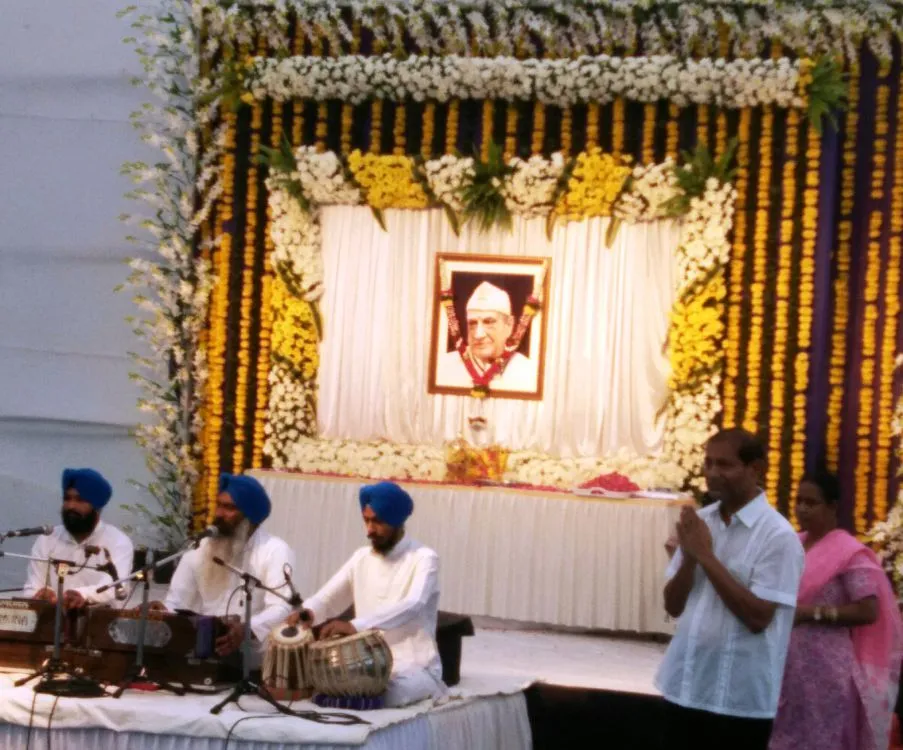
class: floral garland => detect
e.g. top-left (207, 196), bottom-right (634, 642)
top-left (119, 4), bottom-right (220, 545)
top-left (244, 54), bottom-right (811, 111)
top-left (263, 145), bottom-right (733, 489)
top-left (278, 437), bottom-right (687, 491)
top-left (196, 1), bottom-right (903, 65)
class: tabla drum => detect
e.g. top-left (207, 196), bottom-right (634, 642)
top-left (262, 623), bottom-right (314, 700)
top-left (307, 630), bottom-right (393, 697)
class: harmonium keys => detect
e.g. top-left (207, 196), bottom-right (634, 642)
top-left (0, 599), bottom-right (69, 672)
top-left (84, 608), bottom-right (238, 686)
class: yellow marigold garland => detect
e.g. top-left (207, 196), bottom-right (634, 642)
top-left (876, 88), bottom-right (903, 523)
top-left (586, 104), bottom-right (599, 149)
top-left (666, 103), bottom-right (680, 159)
top-left (505, 102), bottom-right (518, 160)
top-left (370, 100), bottom-right (384, 155)
top-left (393, 103), bottom-right (407, 156)
top-left (744, 104), bottom-right (774, 435)
top-left (723, 108), bottom-right (751, 427)
top-left (339, 21), bottom-right (361, 155)
top-left (696, 105), bottom-right (709, 148)
top-left (422, 102), bottom-right (435, 158)
top-left (204, 112), bottom-right (237, 511)
top-left (480, 101), bottom-right (493, 161)
top-left (445, 100), bottom-right (460, 155)
top-left (791, 122), bottom-right (820, 495)
top-left (827, 59), bottom-right (860, 470)
top-left (612, 98), bottom-right (625, 156)
top-left (642, 102), bottom-right (656, 165)
top-left (857, 76), bottom-right (891, 532)
top-left (347, 150), bottom-right (430, 210)
top-left (561, 107), bottom-right (573, 157)
top-left (766, 108), bottom-right (799, 506)
top-left (553, 148), bottom-right (631, 221)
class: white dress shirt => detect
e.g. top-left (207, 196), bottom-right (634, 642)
top-left (305, 536), bottom-right (443, 682)
top-left (437, 350), bottom-right (537, 392)
top-left (23, 520), bottom-right (134, 606)
top-left (164, 528), bottom-right (295, 643)
top-left (654, 494), bottom-right (804, 719)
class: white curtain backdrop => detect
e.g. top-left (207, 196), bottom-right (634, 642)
top-left (317, 206), bottom-right (681, 456)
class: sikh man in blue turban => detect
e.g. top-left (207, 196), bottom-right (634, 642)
top-left (24, 468), bottom-right (134, 610)
top-left (289, 481), bottom-right (446, 707)
top-left (156, 474), bottom-right (295, 659)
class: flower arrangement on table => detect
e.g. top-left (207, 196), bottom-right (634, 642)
top-left (444, 439), bottom-right (509, 483)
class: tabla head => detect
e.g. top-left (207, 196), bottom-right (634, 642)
top-left (272, 623), bottom-right (313, 647)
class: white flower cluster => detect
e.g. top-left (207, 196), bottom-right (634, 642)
top-left (292, 146), bottom-right (361, 205)
top-left (422, 154), bottom-right (475, 213)
top-left (664, 380), bottom-right (724, 491)
top-left (264, 361), bottom-right (317, 466)
top-left (246, 54), bottom-right (805, 110)
top-left (196, 1), bottom-right (901, 66)
top-left (613, 159), bottom-right (679, 223)
top-left (501, 153), bottom-right (566, 219)
top-left (676, 179), bottom-right (737, 299)
top-left (268, 185), bottom-right (325, 302)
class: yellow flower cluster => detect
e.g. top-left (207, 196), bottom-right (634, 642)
top-left (791, 122), bottom-right (820, 492)
top-left (723, 109), bottom-right (752, 427)
top-left (232, 99), bottom-right (263, 471)
top-left (553, 147), bottom-right (631, 221)
top-left (203, 112), bottom-right (237, 514)
top-left (270, 276), bottom-right (320, 381)
top-left (827, 60), bottom-right (859, 470)
top-left (668, 275), bottom-right (727, 387)
top-left (766, 108), bottom-right (799, 506)
top-left (744, 104), bottom-right (774, 435)
top-left (346, 150), bottom-right (431, 210)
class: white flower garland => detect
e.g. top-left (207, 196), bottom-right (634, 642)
top-left (269, 181), bottom-right (326, 302)
top-left (280, 437), bottom-right (686, 490)
top-left (194, 1), bottom-right (901, 65)
top-left (245, 54), bottom-right (805, 110)
top-left (291, 146), bottom-right (362, 205)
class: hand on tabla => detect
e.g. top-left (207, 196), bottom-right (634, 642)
top-left (319, 620), bottom-right (357, 640)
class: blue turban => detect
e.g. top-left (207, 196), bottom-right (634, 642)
top-left (219, 474), bottom-right (271, 525)
top-left (359, 482), bottom-right (413, 528)
top-left (62, 468), bottom-right (112, 510)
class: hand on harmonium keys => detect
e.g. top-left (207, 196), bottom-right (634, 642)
top-left (62, 590), bottom-right (86, 611)
top-left (215, 616), bottom-right (244, 657)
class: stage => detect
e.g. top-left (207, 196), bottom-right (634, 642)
top-left (0, 623), bottom-right (669, 749)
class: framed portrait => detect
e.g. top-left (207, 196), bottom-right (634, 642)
top-left (428, 253), bottom-right (551, 400)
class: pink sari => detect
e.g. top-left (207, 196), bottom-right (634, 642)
top-left (799, 530), bottom-right (903, 749)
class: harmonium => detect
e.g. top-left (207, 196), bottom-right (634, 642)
top-left (0, 600), bottom-right (239, 686)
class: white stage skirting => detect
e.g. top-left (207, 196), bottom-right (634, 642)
top-left (253, 471), bottom-right (681, 634)
top-left (0, 671), bottom-right (531, 750)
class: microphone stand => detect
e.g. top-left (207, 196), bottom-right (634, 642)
top-left (97, 545), bottom-right (198, 698)
top-left (209, 560), bottom-right (299, 716)
top-left (0, 550), bottom-right (106, 696)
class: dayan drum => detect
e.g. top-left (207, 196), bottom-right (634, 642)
top-left (307, 630), bottom-right (393, 697)
top-left (263, 623), bottom-right (314, 700)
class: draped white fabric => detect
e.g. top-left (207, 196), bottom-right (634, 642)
top-left (0, 674), bottom-right (530, 749)
top-left (317, 207), bottom-right (681, 457)
top-left (253, 471), bottom-right (680, 634)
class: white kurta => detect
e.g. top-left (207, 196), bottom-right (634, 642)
top-left (164, 528), bottom-right (295, 644)
top-left (23, 521), bottom-right (134, 606)
top-left (305, 536), bottom-right (445, 707)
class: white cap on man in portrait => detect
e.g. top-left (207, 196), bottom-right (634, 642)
top-left (436, 281), bottom-right (537, 392)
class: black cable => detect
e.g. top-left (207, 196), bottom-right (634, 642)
top-left (45, 694), bottom-right (61, 750)
top-left (223, 714), bottom-right (286, 750)
top-left (224, 584), bottom-right (243, 620)
top-left (24, 685), bottom-right (40, 750)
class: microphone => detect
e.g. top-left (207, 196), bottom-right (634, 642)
top-left (100, 548), bottom-right (127, 601)
top-left (282, 563), bottom-right (303, 609)
top-left (3, 526), bottom-right (53, 538)
top-left (211, 556), bottom-right (261, 586)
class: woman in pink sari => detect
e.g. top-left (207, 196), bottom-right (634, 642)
top-left (770, 473), bottom-right (903, 749)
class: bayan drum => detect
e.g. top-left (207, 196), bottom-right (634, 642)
top-left (262, 623), bottom-right (314, 700)
top-left (307, 629), bottom-right (393, 697)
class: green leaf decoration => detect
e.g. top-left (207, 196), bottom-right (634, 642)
top-left (663, 138), bottom-right (738, 218)
top-left (461, 141), bottom-right (514, 233)
top-left (371, 206), bottom-right (388, 232)
top-left (605, 216), bottom-right (623, 248)
top-left (806, 57), bottom-right (848, 134)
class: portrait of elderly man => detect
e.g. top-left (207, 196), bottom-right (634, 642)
top-left (435, 279), bottom-right (538, 393)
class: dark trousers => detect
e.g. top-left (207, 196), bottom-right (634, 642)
top-left (665, 701), bottom-right (773, 750)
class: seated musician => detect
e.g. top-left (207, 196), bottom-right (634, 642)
top-left (289, 481), bottom-right (447, 708)
top-left (24, 468), bottom-right (134, 611)
top-left (155, 474), bottom-right (295, 660)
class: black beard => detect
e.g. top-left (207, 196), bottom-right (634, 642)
top-left (62, 509), bottom-right (99, 537)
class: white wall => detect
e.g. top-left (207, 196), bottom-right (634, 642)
top-left (0, 2), bottom-right (161, 588)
